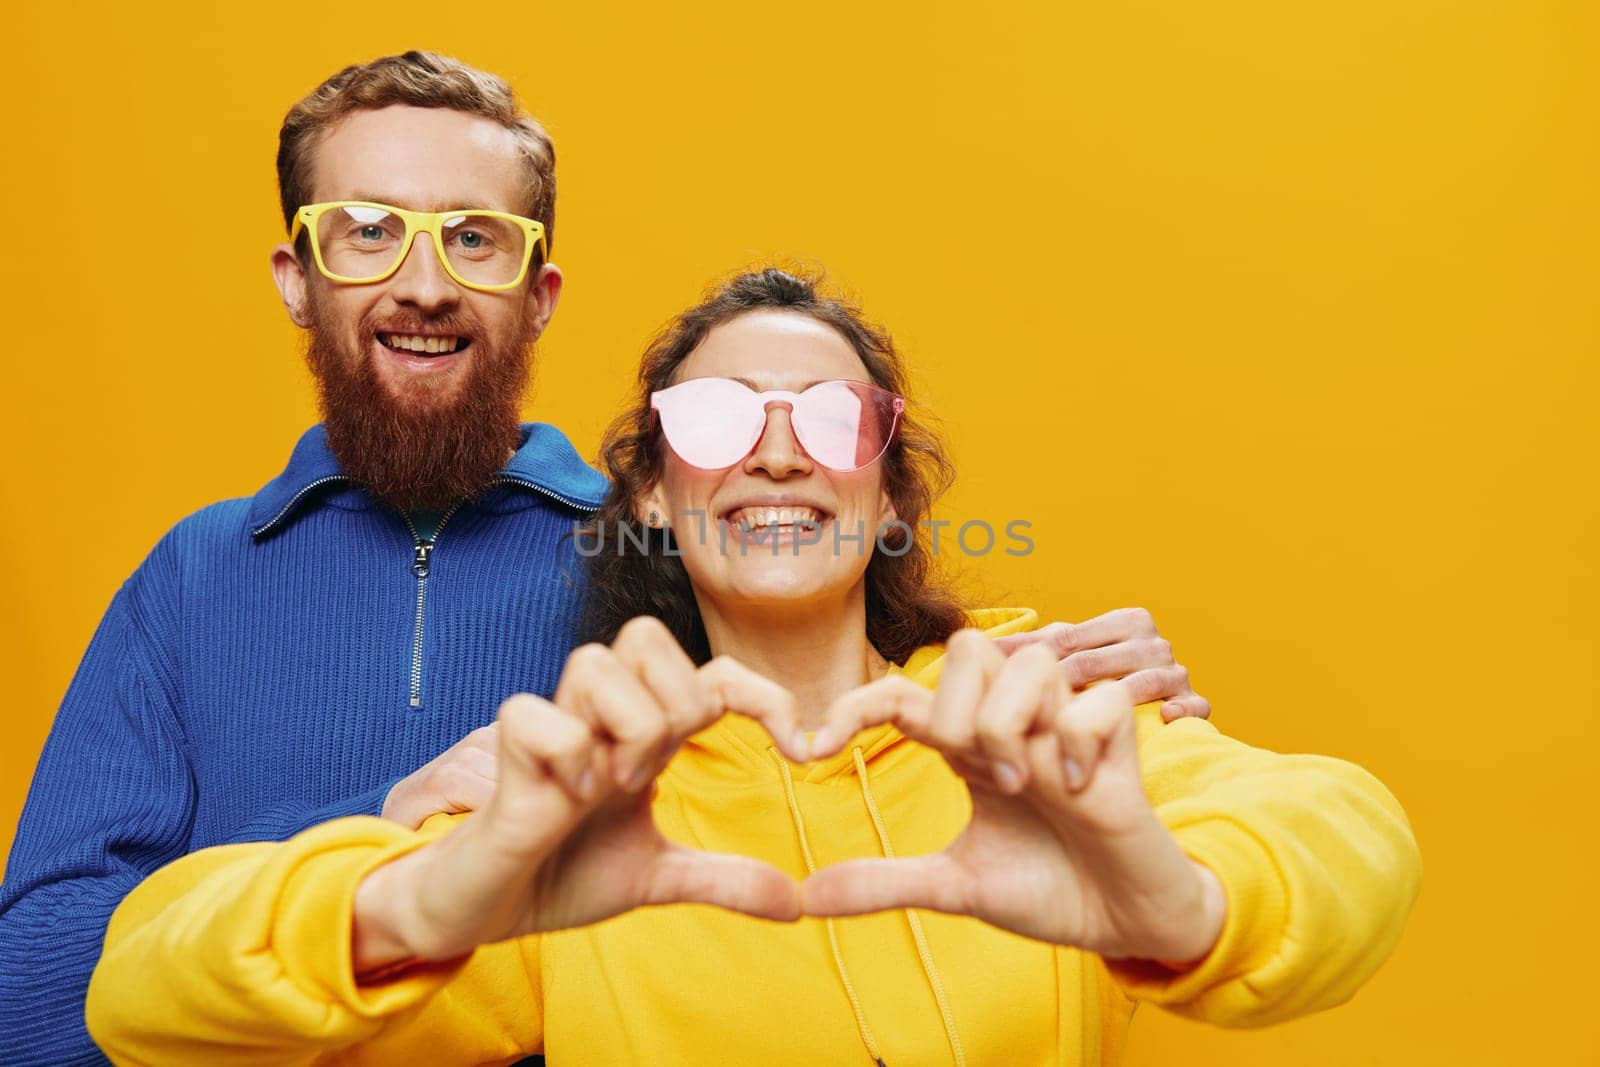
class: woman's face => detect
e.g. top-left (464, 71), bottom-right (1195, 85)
top-left (643, 310), bottom-right (896, 616)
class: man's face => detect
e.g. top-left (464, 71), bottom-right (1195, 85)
top-left (270, 104), bottom-right (562, 511)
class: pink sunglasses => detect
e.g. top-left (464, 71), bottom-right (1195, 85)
top-left (650, 377), bottom-right (906, 472)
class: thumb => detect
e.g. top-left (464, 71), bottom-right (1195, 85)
top-left (642, 844), bottom-right (803, 922)
top-left (801, 854), bottom-right (971, 918)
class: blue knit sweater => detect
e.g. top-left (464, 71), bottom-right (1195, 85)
top-left (0, 423), bottom-right (607, 1066)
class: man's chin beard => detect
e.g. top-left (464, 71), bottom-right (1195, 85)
top-left (304, 321), bottom-right (535, 515)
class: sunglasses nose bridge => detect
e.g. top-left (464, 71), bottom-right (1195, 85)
top-left (745, 398), bottom-right (811, 472)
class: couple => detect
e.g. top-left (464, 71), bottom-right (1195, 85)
top-left (0, 51), bottom-right (1209, 1065)
top-left (2, 51), bottom-right (1419, 1066)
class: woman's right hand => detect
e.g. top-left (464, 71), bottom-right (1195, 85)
top-left (351, 617), bottom-right (809, 975)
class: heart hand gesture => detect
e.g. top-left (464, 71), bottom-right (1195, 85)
top-left (352, 617), bottom-right (811, 973)
top-left (803, 630), bottom-right (1226, 966)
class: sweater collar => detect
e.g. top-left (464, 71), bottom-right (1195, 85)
top-left (248, 422), bottom-right (609, 538)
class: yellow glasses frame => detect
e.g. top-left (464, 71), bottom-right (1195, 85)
top-left (290, 201), bottom-right (548, 293)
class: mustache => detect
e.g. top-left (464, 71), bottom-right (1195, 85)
top-left (359, 312), bottom-right (483, 343)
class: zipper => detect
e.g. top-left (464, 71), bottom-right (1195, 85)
top-left (257, 469), bottom-right (596, 708)
top-left (399, 475), bottom-right (597, 710)
top-left (249, 475), bottom-right (349, 537)
top-left (402, 502), bottom-right (463, 709)
top-left (493, 474), bottom-right (599, 513)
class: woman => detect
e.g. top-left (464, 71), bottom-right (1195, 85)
top-left (86, 269), bottom-right (1421, 1065)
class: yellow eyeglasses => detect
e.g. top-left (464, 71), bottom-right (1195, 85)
top-left (290, 201), bottom-right (548, 293)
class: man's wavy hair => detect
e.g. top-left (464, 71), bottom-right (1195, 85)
top-left (277, 50), bottom-right (556, 258)
top-left (580, 267), bottom-right (968, 665)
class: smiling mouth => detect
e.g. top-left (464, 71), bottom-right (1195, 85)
top-left (720, 505), bottom-right (834, 535)
top-left (378, 332), bottom-right (472, 357)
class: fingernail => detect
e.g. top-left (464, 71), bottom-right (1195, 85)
top-left (807, 729), bottom-right (830, 759)
top-left (1063, 758), bottom-right (1086, 791)
top-left (992, 761), bottom-right (1021, 793)
top-left (627, 765), bottom-right (653, 792)
top-left (578, 769), bottom-right (596, 800)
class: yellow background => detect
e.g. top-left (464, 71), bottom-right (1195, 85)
top-left (4, 1), bottom-right (1595, 1062)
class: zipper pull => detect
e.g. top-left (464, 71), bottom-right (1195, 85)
top-left (412, 542), bottom-right (434, 578)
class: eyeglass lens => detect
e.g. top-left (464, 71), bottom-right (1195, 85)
top-left (315, 205), bottom-right (528, 287)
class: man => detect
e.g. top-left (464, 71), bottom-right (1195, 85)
top-left (0, 51), bottom-right (1209, 1065)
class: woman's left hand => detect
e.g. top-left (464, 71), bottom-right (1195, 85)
top-left (803, 631), bottom-right (1226, 965)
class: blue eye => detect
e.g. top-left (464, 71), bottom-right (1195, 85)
top-left (459, 231), bottom-right (483, 249)
top-left (358, 225), bottom-right (385, 241)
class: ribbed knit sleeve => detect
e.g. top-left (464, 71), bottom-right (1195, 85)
top-left (217, 781), bottom-right (401, 845)
top-left (1102, 708), bottom-right (1423, 1025)
top-left (0, 586), bottom-right (196, 1067)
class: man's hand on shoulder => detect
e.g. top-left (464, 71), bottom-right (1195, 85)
top-left (381, 725), bottom-right (501, 829)
top-left (990, 606), bottom-right (1212, 723)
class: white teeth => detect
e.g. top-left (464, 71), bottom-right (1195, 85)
top-left (726, 506), bottom-right (823, 529)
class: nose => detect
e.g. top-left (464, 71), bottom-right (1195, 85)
top-left (743, 402), bottom-right (813, 478)
top-left (386, 231), bottom-right (461, 313)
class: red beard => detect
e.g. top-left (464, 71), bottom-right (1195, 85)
top-left (304, 295), bottom-right (536, 513)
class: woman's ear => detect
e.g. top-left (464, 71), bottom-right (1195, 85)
top-left (876, 490), bottom-right (898, 530)
top-left (636, 487), bottom-right (668, 528)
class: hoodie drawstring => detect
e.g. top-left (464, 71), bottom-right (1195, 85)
top-left (851, 748), bottom-right (967, 1067)
top-left (773, 749), bottom-right (887, 1065)
top-left (769, 746), bottom-right (967, 1067)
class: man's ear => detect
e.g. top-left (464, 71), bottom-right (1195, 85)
top-left (270, 243), bottom-right (312, 328)
top-left (525, 262), bottom-right (564, 340)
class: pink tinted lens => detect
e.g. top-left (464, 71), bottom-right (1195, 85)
top-left (791, 380), bottom-right (903, 471)
top-left (651, 377), bottom-right (904, 471)
top-left (651, 378), bottom-right (764, 469)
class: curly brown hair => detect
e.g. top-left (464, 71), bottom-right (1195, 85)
top-left (579, 267), bottom-right (968, 665)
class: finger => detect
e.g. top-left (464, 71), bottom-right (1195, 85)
top-left (801, 854), bottom-right (972, 918)
top-left (423, 745), bottom-right (499, 815)
top-left (1051, 679), bottom-right (1136, 793)
top-left (926, 628), bottom-right (1006, 754)
top-left (989, 621), bottom-right (1073, 657)
top-left (698, 656), bottom-right (806, 762)
top-left (810, 676), bottom-right (934, 760)
top-left (990, 607), bottom-right (1158, 661)
top-left (974, 644), bottom-right (1068, 794)
top-left (1117, 663), bottom-right (1192, 705)
top-left (611, 616), bottom-right (715, 765)
top-left (1020, 727), bottom-right (1068, 795)
top-left (556, 643), bottom-right (670, 792)
top-left (435, 764), bottom-right (498, 814)
top-left (1061, 637), bottom-right (1174, 689)
top-left (496, 693), bottom-right (597, 804)
top-left (447, 743), bottom-right (499, 782)
top-left (1161, 695), bottom-right (1212, 723)
top-left (456, 723), bottom-right (501, 756)
top-left (642, 844), bottom-right (802, 922)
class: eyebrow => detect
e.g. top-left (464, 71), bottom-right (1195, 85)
top-left (732, 376), bottom-right (827, 391)
top-left (346, 192), bottom-right (506, 214)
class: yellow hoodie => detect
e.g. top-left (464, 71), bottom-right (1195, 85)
top-left (85, 608), bottom-right (1421, 1066)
